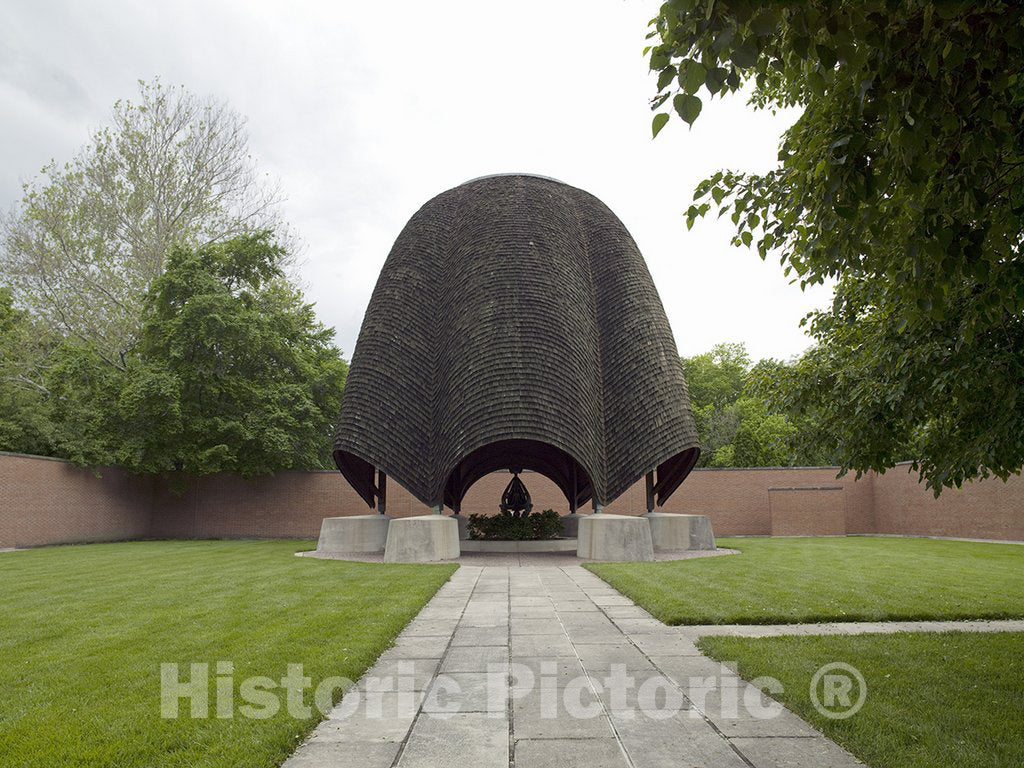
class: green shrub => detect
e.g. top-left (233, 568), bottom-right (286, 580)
top-left (467, 509), bottom-right (563, 540)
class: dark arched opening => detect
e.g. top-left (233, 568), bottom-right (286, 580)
top-left (442, 439), bottom-right (593, 513)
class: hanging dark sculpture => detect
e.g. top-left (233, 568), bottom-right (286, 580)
top-left (499, 472), bottom-right (533, 518)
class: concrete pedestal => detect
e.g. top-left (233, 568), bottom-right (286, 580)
top-left (384, 515), bottom-right (460, 563)
top-left (576, 514), bottom-right (654, 562)
top-left (645, 512), bottom-right (716, 551)
top-left (450, 513), bottom-right (470, 541)
top-left (560, 513), bottom-right (581, 538)
top-left (316, 515), bottom-right (390, 554)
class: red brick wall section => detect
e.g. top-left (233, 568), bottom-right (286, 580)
top-left (0, 453), bottom-right (152, 548)
top-left (2, 452), bottom-right (1022, 546)
top-left (147, 472), bottom-right (361, 540)
top-left (872, 463), bottom-right (1024, 541)
top-left (768, 487), bottom-right (846, 536)
top-left (657, 467), bottom-right (859, 536)
top-left (842, 470), bottom-right (877, 534)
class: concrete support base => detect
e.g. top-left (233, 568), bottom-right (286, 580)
top-left (560, 513), bottom-right (581, 538)
top-left (384, 515), bottom-right (460, 563)
top-left (577, 514), bottom-right (654, 562)
top-left (450, 513), bottom-right (470, 541)
top-left (316, 515), bottom-right (390, 554)
top-left (645, 512), bottom-right (716, 551)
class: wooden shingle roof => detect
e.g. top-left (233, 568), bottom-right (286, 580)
top-left (334, 175), bottom-right (699, 511)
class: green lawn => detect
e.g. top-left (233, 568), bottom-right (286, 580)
top-left (0, 540), bottom-right (456, 768)
top-left (699, 631), bottom-right (1024, 768)
top-left (586, 537), bottom-right (1024, 624)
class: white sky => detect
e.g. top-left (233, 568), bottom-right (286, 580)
top-left (0, 0), bottom-right (831, 363)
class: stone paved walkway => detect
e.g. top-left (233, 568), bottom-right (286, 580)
top-left (284, 565), bottom-right (1024, 768)
top-left (676, 617), bottom-right (1024, 639)
top-left (290, 565), bottom-right (927, 768)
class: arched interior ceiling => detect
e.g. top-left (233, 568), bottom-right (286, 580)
top-left (442, 439), bottom-right (593, 512)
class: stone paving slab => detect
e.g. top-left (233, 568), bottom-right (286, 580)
top-left (514, 738), bottom-right (628, 768)
top-left (288, 563), bottom-right (1013, 768)
top-left (357, 659), bottom-right (440, 692)
top-left (424, 671), bottom-right (506, 713)
top-left (511, 634), bottom-right (577, 658)
top-left (694, 686), bottom-right (822, 738)
top-left (730, 737), bottom-right (866, 767)
top-left (451, 626), bottom-right (507, 646)
top-left (610, 710), bottom-right (749, 768)
top-left (510, 618), bottom-right (566, 635)
top-left (440, 645), bottom-right (508, 673)
top-left (513, 694), bottom-right (613, 739)
top-left (510, 658), bottom-right (588, 691)
top-left (398, 711), bottom-right (509, 768)
top-left (284, 741), bottom-right (401, 768)
top-left (400, 619), bottom-right (459, 637)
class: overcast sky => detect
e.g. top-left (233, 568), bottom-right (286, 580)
top-left (0, 0), bottom-right (831, 362)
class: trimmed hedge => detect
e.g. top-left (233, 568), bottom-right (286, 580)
top-left (467, 509), bottom-right (562, 540)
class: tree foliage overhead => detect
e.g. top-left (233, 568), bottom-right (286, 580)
top-left (1, 79), bottom-right (284, 367)
top-left (648, 1), bottom-right (1024, 491)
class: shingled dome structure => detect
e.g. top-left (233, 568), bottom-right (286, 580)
top-left (334, 174), bottom-right (700, 514)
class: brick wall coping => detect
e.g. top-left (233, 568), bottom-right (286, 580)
top-left (0, 450), bottom-right (926, 475)
top-left (0, 450), bottom-right (76, 463)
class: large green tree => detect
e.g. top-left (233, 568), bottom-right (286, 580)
top-left (648, 1), bottom-right (1024, 491)
top-left (45, 234), bottom-right (348, 479)
top-left (130, 233), bottom-right (346, 477)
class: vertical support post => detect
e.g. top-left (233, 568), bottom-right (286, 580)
top-left (592, 496), bottom-right (603, 514)
top-left (377, 469), bottom-right (388, 515)
top-left (645, 470), bottom-right (655, 515)
top-left (570, 464), bottom-right (578, 514)
top-left (431, 504), bottom-right (443, 515)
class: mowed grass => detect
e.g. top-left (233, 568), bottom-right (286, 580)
top-left (699, 632), bottom-right (1024, 768)
top-left (586, 537), bottom-right (1024, 624)
top-left (0, 540), bottom-right (456, 768)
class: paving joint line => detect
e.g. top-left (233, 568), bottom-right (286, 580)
top-left (506, 566), bottom-right (515, 768)
top-left (550, 566), bottom-right (638, 768)
top-left (387, 566), bottom-right (483, 768)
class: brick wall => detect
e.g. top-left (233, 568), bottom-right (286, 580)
top-left (1, 451), bottom-right (1021, 547)
top-left (650, 467), bottom-right (870, 536)
top-left (0, 452), bottom-right (152, 548)
top-left (872, 463), bottom-right (1024, 541)
top-left (148, 471), bottom-right (366, 540)
top-left (768, 487), bottom-right (846, 536)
